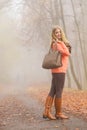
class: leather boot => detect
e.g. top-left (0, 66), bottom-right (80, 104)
top-left (55, 98), bottom-right (69, 119)
top-left (43, 96), bottom-right (56, 120)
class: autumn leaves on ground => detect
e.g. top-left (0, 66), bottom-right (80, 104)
top-left (0, 85), bottom-right (87, 130)
top-left (28, 85), bottom-right (87, 121)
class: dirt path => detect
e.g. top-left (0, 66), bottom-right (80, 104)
top-left (0, 88), bottom-right (87, 130)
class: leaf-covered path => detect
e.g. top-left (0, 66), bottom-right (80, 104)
top-left (0, 86), bottom-right (87, 130)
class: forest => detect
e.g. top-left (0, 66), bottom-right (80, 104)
top-left (0, 0), bottom-right (87, 90)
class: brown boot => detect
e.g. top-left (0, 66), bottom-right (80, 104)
top-left (43, 96), bottom-right (56, 120)
top-left (55, 98), bottom-right (69, 119)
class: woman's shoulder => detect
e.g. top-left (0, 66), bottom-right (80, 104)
top-left (56, 41), bottom-right (64, 47)
top-left (57, 41), bottom-right (66, 47)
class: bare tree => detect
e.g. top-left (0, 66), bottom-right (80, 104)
top-left (19, 0), bottom-right (87, 89)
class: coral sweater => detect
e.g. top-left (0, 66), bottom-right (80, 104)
top-left (51, 41), bottom-right (70, 73)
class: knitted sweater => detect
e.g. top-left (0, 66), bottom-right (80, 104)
top-left (51, 41), bottom-right (70, 73)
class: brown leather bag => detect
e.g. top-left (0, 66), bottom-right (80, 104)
top-left (42, 45), bottom-right (62, 69)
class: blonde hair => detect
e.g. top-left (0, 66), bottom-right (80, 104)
top-left (51, 25), bottom-right (70, 46)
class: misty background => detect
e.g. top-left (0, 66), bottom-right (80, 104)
top-left (0, 0), bottom-right (87, 92)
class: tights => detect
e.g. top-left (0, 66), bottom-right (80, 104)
top-left (49, 73), bottom-right (65, 98)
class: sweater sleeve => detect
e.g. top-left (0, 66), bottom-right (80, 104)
top-left (57, 42), bottom-right (70, 56)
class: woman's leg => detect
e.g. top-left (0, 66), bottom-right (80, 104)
top-left (43, 74), bottom-right (56, 120)
top-left (54, 73), bottom-right (68, 119)
top-left (48, 73), bottom-right (56, 97)
top-left (55, 73), bottom-right (65, 98)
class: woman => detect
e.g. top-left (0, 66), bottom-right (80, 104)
top-left (43, 26), bottom-right (71, 120)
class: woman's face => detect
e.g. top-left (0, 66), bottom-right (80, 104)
top-left (55, 28), bottom-right (62, 40)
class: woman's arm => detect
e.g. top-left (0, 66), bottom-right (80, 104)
top-left (57, 42), bottom-right (70, 56)
top-left (52, 41), bottom-right (70, 56)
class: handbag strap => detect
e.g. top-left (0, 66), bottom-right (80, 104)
top-left (50, 42), bottom-right (58, 51)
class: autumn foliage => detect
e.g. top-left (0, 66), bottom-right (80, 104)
top-left (28, 86), bottom-right (87, 121)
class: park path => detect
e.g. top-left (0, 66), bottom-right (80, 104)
top-left (0, 86), bottom-right (87, 130)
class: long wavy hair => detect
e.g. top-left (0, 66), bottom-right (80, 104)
top-left (51, 25), bottom-right (70, 47)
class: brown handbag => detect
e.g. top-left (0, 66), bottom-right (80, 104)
top-left (42, 44), bottom-right (62, 69)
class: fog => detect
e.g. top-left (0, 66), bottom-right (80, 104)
top-left (0, 0), bottom-right (87, 93)
top-left (0, 0), bottom-right (51, 95)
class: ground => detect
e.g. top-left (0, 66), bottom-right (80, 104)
top-left (0, 85), bottom-right (87, 130)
